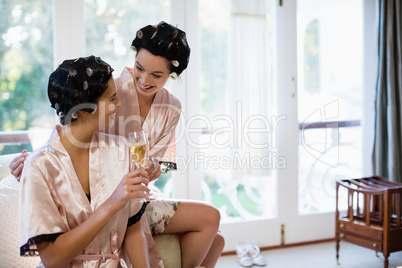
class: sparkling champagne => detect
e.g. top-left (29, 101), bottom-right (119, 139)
top-left (130, 144), bottom-right (149, 169)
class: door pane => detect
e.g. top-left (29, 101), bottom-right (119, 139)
top-left (0, 0), bottom-right (54, 154)
top-left (297, 0), bottom-right (363, 214)
top-left (198, 0), bottom-right (276, 222)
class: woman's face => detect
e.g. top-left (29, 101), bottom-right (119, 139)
top-left (132, 49), bottom-right (171, 98)
top-left (95, 77), bottom-right (121, 130)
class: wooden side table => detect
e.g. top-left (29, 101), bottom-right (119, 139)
top-left (335, 176), bottom-right (402, 268)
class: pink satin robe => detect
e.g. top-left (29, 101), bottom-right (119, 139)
top-left (19, 128), bottom-right (143, 267)
top-left (112, 67), bottom-right (181, 164)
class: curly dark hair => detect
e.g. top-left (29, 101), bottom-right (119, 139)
top-left (131, 21), bottom-right (191, 75)
top-left (48, 55), bottom-right (114, 125)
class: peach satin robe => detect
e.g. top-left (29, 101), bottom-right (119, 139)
top-left (19, 128), bottom-right (143, 267)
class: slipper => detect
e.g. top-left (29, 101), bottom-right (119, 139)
top-left (248, 240), bottom-right (267, 266)
top-left (235, 241), bottom-right (253, 267)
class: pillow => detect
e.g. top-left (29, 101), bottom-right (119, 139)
top-left (0, 175), bottom-right (41, 267)
top-left (0, 153), bottom-right (19, 180)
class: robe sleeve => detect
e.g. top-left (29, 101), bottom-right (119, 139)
top-left (19, 159), bottom-right (67, 256)
top-left (149, 103), bottom-right (181, 166)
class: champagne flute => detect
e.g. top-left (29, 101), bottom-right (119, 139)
top-left (128, 131), bottom-right (149, 202)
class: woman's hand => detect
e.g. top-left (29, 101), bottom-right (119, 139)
top-left (109, 168), bottom-right (150, 211)
top-left (145, 156), bottom-right (161, 182)
top-left (9, 150), bottom-right (28, 182)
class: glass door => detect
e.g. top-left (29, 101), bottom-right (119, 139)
top-left (183, 0), bottom-right (367, 250)
top-left (290, 0), bottom-right (365, 243)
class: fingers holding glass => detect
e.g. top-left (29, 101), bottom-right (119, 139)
top-left (129, 177), bottom-right (150, 200)
top-left (146, 156), bottom-right (161, 182)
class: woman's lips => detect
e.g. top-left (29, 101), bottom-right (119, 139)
top-left (138, 83), bottom-right (154, 92)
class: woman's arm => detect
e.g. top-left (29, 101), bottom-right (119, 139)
top-left (36, 170), bottom-right (150, 268)
top-left (149, 112), bottom-right (180, 160)
top-left (124, 219), bottom-right (150, 268)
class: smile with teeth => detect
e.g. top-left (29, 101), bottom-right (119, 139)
top-left (139, 82), bottom-right (153, 90)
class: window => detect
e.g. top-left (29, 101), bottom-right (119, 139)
top-left (0, 0), bottom-right (54, 154)
top-left (85, 0), bottom-right (170, 73)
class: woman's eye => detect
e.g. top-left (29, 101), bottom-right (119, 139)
top-left (153, 74), bottom-right (161, 79)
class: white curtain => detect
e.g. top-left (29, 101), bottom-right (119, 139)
top-left (227, 0), bottom-right (273, 179)
top-left (216, 0), bottom-right (275, 218)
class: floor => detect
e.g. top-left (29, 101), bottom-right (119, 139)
top-left (216, 241), bottom-right (402, 268)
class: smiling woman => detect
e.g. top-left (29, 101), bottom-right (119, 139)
top-left (133, 49), bottom-right (171, 100)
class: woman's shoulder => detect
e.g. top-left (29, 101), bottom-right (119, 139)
top-left (158, 88), bottom-right (182, 109)
top-left (25, 146), bottom-right (54, 165)
top-left (25, 129), bottom-right (59, 166)
top-left (114, 67), bottom-right (133, 84)
top-left (95, 131), bottom-right (128, 148)
top-left (114, 67), bottom-right (135, 99)
top-left (22, 145), bottom-right (60, 183)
